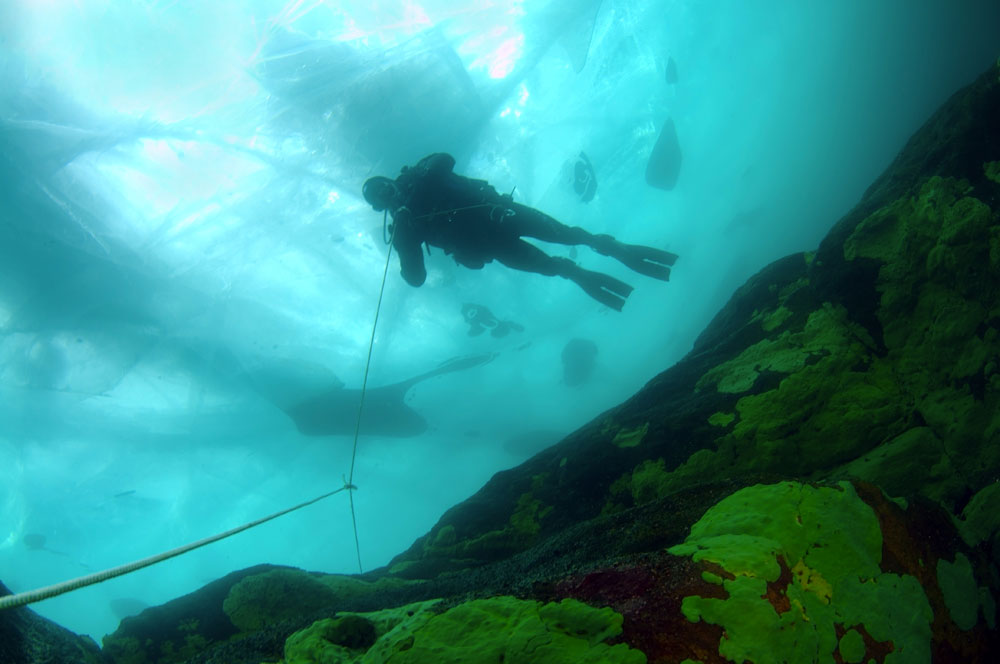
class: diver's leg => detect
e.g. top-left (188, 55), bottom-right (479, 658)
top-left (505, 204), bottom-right (678, 281)
top-left (495, 240), bottom-right (634, 311)
top-left (504, 203), bottom-right (595, 246)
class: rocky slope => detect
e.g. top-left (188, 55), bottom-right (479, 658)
top-left (4, 58), bottom-right (999, 664)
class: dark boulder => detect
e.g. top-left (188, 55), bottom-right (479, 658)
top-left (0, 580), bottom-right (107, 664)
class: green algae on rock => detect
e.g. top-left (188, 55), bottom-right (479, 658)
top-left (707, 411), bottom-right (734, 428)
top-left (838, 628), bottom-right (866, 663)
top-left (281, 599), bottom-right (440, 664)
top-left (223, 569), bottom-right (417, 636)
top-left (830, 427), bottom-right (957, 501)
top-left (224, 569), bottom-right (340, 632)
top-left (936, 553), bottom-right (979, 631)
top-left (627, 458), bottom-right (671, 505)
top-left (843, 176), bottom-right (1000, 507)
top-left (958, 481), bottom-right (1000, 547)
top-left (612, 422), bottom-right (649, 448)
top-left (281, 597), bottom-right (645, 664)
top-left (644, 302), bottom-right (908, 499)
top-left (984, 160), bottom-right (1000, 184)
top-left (415, 474), bottom-right (555, 568)
top-left (669, 481), bottom-right (933, 664)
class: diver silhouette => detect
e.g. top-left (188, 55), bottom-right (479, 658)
top-left (362, 153), bottom-right (678, 311)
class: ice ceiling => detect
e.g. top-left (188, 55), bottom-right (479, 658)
top-left (2, 0), bottom-right (998, 640)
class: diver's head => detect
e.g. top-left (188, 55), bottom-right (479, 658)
top-left (362, 176), bottom-right (399, 212)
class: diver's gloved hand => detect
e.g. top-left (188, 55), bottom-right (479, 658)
top-left (391, 206), bottom-right (427, 287)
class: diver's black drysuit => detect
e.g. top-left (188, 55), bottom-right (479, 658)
top-left (378, 153), bottom-right (677, 311)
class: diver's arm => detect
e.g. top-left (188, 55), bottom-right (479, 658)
top-left (391, 207), bottom-right (427, 287)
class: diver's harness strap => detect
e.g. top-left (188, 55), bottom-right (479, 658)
top-left (384, 184), bottom-right (518, 258)
top-left (489, 186), bottom-right (517, 223)
top-left (413, 182), bottom-right (516, 226)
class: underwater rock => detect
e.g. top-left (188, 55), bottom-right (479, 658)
top-left (0, 580), bottom-right (106, 664)
top-left (125, 478), bottom-right (997, 662)
top-left (98, 567), bottom-right (422, 663)
top-left (223, 569), bottom-right (339, 633)
top-left (960, 482), bottom-right (1000, 552)
top-left (282, 612), bottom-right (384, 663)
top-left (102, 564), bottom-right (286, 664)
top-left (282, 596), bottom-right (643, 664)
top-left (561, 338), bottom-right (598, 386)
top-left (668, 481), bottom-right (928, 662)
top-left (645, 117), bottom-right (681, 190)
top-left (551, 481), bottom-right (998, 662)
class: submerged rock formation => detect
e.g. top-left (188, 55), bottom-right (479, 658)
top-left (0, 580), bottom-right (107, 664)
top-left (27, 60), bottom-right (999, 664)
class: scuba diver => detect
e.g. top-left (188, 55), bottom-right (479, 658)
top-left (362, 153), bottom-right (678, 311)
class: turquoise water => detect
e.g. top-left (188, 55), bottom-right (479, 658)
top-left (1, 0), bottom-right (998, 641)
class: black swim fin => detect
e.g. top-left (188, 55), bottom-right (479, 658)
top-left (572, 266), bottom-right (634, 311)
top-left (592, 235), bottom-right (678, 281)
